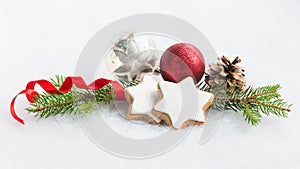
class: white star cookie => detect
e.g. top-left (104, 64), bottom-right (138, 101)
top-left (124, 75), bottom-right (161, 124)
top-left (153, 77), bottom-right (214, 129)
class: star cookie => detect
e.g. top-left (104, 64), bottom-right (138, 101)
top-left (124, 75), bottom-right (161, 124)
top-left (153, 77), bottom-right (214, 129)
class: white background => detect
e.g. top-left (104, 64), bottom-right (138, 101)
top-left (0, 0), bottom-right (299, 168)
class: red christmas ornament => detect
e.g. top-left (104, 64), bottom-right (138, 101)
top-left (160, 43), bottom-right (205, 84)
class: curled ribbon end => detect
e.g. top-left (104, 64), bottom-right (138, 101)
top-left (10, 92), bottom-right (26, 125)
top-left (19, 120), bottom-right (25, 125)
top-left (11, 109), bottom-right (25, 125)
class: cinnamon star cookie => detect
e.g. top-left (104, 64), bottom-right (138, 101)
top-left (124, 75), bottom-right (161, 124)
top-left (153, 77), bottom-right (214, 129)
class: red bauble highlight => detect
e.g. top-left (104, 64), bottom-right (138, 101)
top-left (160, 43), bottom-right (205, 83)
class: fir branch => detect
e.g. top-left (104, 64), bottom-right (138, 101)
top-left (93, 84), bottom-right (115, 104)
top-left (50, 75), bottom-right (65, 88)
top-left (197, 82), bottom-right (292, 125)
top-left (120, 79), bottom-right (140, 88)
top-left (26, 76), bottom-right (116, 118)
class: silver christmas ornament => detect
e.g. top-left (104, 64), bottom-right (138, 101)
top-left (112, 34), bottom-right (158, 82)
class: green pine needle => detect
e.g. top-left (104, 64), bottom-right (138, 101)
top-left (26, 75), bottom-right (116, 118)
top-left (120, 80), bottom-right (140, 88)
top-left (197, 82), bottom-right (292, 125)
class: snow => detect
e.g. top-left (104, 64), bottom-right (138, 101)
top-left (0, 0), bottom-right (299, 168)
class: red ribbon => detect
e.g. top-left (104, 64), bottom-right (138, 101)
top-left (10, 77), bottom-right (125, 124)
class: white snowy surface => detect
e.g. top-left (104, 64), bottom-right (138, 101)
top-left (0, 0), bottom-right (299, 168)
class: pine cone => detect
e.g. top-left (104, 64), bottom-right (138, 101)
top-left (205, 56), bottom-right (246, 89)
